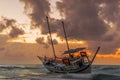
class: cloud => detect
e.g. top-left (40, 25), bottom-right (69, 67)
top-left (36, 37), bottom-right (50, 49)
top-left (20, 0), bottom-right (120, 53)
top-left (2, 16), bottom-right (16, 27)
top-left (56, 0), bottom-right (109, 40)
top-left (36, 36), bottom-right (58, 50)
top-left (19, 0), bottom-right (63, 35)
top-left (20, 0), bottom-right (50, 27)
top-left (0, 23), bottom-right (6, 32)
top-left (20, 0), bottom-right (109, 40)
top-left (56, 0), bottom-right (120, 53)
top-left (9, 27), bottom-right (24, 38)
top-left (47, 36), bottom-right (58, 45)
top-left (96, 0), bottom-right (120, 36)
top-left (94, 0), bottom-right (120, 20)
top-left (0, 16), bottom-right (16, 31)
top-left (0, 17), bottom-right (25, 37)
top-left (36, 37), bottom-right (45, 45)
top-left (52, 39), bottom-right (58, 45)
top-left (94, 0), bottom-right (120, 53)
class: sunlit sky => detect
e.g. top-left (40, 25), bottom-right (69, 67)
top-left (0, 0), bottom-right (63, 43)
top-left (0, 0), bottom-right (120, 65)
top-left (0, 0), bottom-right (29, 23)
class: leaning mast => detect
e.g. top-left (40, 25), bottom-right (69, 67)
top-left (61, 21), bottom-right (71, 56)
top-left (46, 16), bottom-right (57, 58)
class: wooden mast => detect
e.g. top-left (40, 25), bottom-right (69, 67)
top-left (61, 21), bottom-right (71, 56)
top-left (46, 16), bottom-right (57, 58)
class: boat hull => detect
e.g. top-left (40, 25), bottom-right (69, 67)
top-left (44, 63), bottom-right (91, 73)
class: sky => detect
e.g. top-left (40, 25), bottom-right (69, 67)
top-left (0, 0), bottom-right (120, 65)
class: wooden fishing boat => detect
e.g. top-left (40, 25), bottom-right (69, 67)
top-left (37, 16), bottom-right (100, 73)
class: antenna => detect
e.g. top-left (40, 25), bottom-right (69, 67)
top-left (46, 16), bottom-right (57, 58)
top-left (61, 21), bottom-right (71, 56)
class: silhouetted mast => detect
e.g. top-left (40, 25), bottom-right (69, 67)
top-left (46, 16), bottom-right (57, 58)
top-left (62, 21), bottom-right (71, 56)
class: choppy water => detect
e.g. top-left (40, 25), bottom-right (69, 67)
top-left (0, 64), bottom-right (120, 80)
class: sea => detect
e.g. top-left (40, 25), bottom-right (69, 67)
top-left (0, 64), bottom-right (120, 80)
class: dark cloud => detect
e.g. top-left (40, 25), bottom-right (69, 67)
top-left (36, 36), bottom-right (58, 49)
top-left (96, 0), bottom-right (120, 31)
top-left (98, 0), bottom-right (119, 22)
top-left (47, 36), bottom-right (58, 45)
top-left (93, 0), bottom-right (120, 53)
top-left (9, 27), bottom-right (24, 38)
top-left (19, 0), bottom-right (63, 35)
top-left (0, 17), bottom-right (25, 37)
top-left (56, 0), bottom-right (120, 53)
top-left (88, 40), bottom-right (120, 53)
top-left (20, 0), bottom-right (50, 27)
top-left (0, 23), bottom-right (6, 32)
top-left (20, 0), bottom-right (109, 40)
top-left (0, 17), bottom-right (16, 31)
top-left (36, 37), bottom-right (45, 44)
top-left (52, 39), bottom-right (58, 45)
top-left (56, 0), bottom-right (108, 40)
top-left (97, 0), bottom-right (120, 29)
top-left (20, 0), bottom-right (120, 53)
top-left (36, 37), bottom-right (50, 49)
top-left (42, 18), bottom-right (62, 34)
top-left (19, 0), bottom-right (120, 40)
top-left (2, 17), bottom-right (16, 27)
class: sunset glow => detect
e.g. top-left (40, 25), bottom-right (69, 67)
top-left (0, 0), bottom-right (120, 65)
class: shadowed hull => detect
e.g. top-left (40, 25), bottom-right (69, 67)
top-left (43, 62), bottom-right (91, 73)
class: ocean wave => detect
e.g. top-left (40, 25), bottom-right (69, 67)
top-left (0, 64), bottom-right (44, 70)
top-left (91, 73), bottom-right (120, 80)
top-left (0, 65), bottom-right (120, 80)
